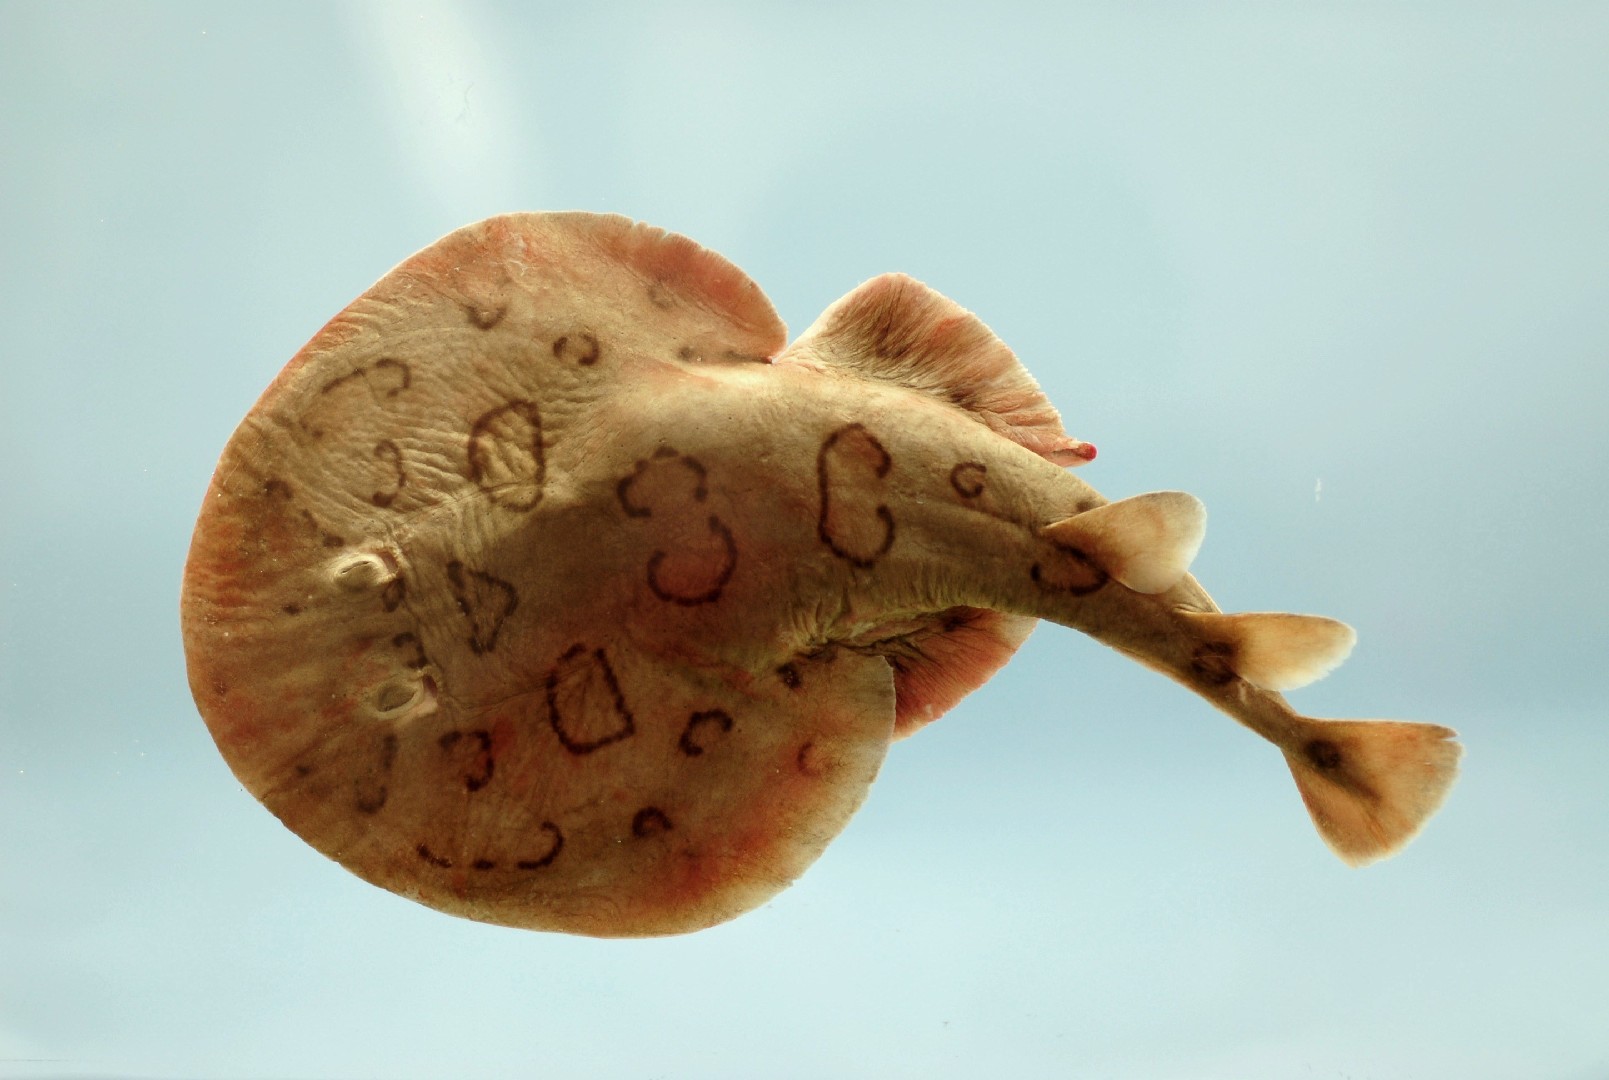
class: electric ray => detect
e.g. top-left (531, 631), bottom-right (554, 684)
top-left (181, 212), bottom-right (1461, 936)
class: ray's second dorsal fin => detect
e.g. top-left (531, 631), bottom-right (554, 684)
top-left (780, 273), bottom-right (1096, 466)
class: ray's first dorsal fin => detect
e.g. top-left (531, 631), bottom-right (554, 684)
top-left (1042, 492), bottom-right (1206, 594)
top-left (781, 273), bottom-right (1096, 465)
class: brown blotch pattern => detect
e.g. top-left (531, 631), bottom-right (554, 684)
top-left (370, 440), bottom-right (406, 508)
top-left (467, 400), bottom-right (545, 511)
top-left (1305, 738), bottom-right (1344, 770)
top-left (299, 510), bottom-right (345, 550)
top-left (391, 632), bottom-right (429, 670)
top-left (301, 359), bottom-right (412, 439)
top-left (777, 663), bottom-right (803, 690)
top-left (415, 843), bottom-right (453, 869)
top-left (463, 301), bottom-right (508, 330)
top-left (552, 331), bottom-right (601, 366)
top-left (632, 807), bottom-right (673, 837)
top-left (949, 461), bottom-right (988, 499)
top-left (380, 575), bottom-right (407, 613)
top-left (795, 739), bottom-right (836, 778)
top-left (516, 822), bottom-right (565, 870)
top-left (1030, 539), bottom-right (1110, 597)
top-left (446, 560), bottom-right (518, 655)
top-left (617, 449), bottom-right (737, 606)
top-left (678, 709), bottom-right (735, 757)
top-left (438, 729), bottom-right (495, 792)
top-left (546, 645), bottom-right (636, 754)
top-left (817, 423), bottom-right (897, 568)
top-left (1189, 641), bottom-right (1238, 686)
top-left (354, 733), bottom-right (398, 815)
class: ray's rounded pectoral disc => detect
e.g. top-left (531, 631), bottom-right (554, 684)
top-left (180, 212), bottom-right (909, 935)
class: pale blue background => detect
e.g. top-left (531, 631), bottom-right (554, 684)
top-left (3, 4), bottom-right (1607, 1078)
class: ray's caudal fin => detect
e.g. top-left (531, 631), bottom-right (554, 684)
top-left (1285, 718), bottom-right (1461, 865)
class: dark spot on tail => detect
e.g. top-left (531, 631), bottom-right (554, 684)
top-left (1305, 739), bottom-right (1344, 770)
top-left (1189, 641), bottom-right (1238, 686)
top-left (632, 807), bottom-right (672, 837)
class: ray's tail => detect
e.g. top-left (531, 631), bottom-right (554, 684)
top-left (1042, 490), bottom-right (1461, 865)
top-left (1283, 717), bottom-right (1462, 865)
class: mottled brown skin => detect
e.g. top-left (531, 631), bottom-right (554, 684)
top-left (183, 212), bottom-right (1458, 937)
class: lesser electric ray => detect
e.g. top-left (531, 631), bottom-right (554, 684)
top-left (181, 213), bottom-right (1460, 936)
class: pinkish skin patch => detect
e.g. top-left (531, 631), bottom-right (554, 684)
top-left (1043, 440), bottom-right (1097, 467)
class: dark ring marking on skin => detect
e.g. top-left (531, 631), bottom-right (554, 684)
top-left (1189, 641), bottom-right (1238, 686)
top-left (263, 478), bottom-right (292, 501)
top-left (546, 645), bottom-right (635, 754)
top-left (516, 823), bottom-right (565, 870)
top-left (1305, 739), bottom-right (1343, 770)
top-left (817, 423), bottom-right (897, 568)
top-left (795, 740), bottom-right (829, 776)
top-left (1029, 539), bottom-right (1110, 597)
top-left (678, 709), bottom-right (735, 757)
top-left (415, 843), bottom-right (453, 869)
top-left (446, 561), bottom-right (519, 655)
top-left (298, 360), bottom-right (412, 439)
top-left (282, 603), bottom-right (302, 616)
top-left (618, 451), bottom-right (732, 603)
top-left (617, 450), bottom-right (708, 516)
top-left (632, 807), bottom-right (673, 837)
top-left (463, 301), bottom-right (508, 330)
top-left (354, 734), bottom-right (398, 814)
top-left (949, 461), bottom-right (988, 499)
top-left (300, 510), bottom-right (345, 549)
top-left (552, 331), bottom-right (601, 366)
top-left (370, 358), bottom-right (411, 397)
top-left (438, 729), bottom-right (495, 792)
top-left (777, 663), bottom-right (803, 690)
top-left (467, 400), bottom-right (545, 511)
top-left (371, 440), bottom-right (405, 508)
top-left (380, 575), bottom-right (407, 613)
top-left (647, 516), bottom-right (737, 606)
top-left (318, 359), bottom-right (412, 400)
top-left (392, 633), bottom-right (429, 670)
